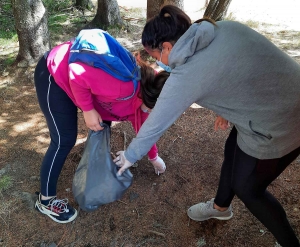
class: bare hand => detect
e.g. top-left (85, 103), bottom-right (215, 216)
top-left (214, 116), bottom-right (230, 131)
top-left (83, 109), bottom-right (104, 131)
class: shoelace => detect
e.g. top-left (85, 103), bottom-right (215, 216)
top-left (49, 198), bottom-right (69, 213)
top-left (199, 201), bottom-right (213, 211)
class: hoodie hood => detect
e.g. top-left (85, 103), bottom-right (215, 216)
top-left (169, 21), bottom-right (215, 68)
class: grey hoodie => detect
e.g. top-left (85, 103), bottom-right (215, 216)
top-left (125, 21), bottom-right (300, 163)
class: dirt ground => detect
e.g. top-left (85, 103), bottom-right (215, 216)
top-left (1, 2), bottom-right (300, 247)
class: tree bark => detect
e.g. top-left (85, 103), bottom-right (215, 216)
top-left (12, 0), bottom-right (50, 67)
top-left (205, 0), bottom-right (209, 7)
top-left (85, 0), bottom-right (122, 30)
top-left (203, 0), bottom-right (232, 21)
top-left (164, 0), bottom-right (183, 10)
top-left (147, 0), bottom-right (184, 20)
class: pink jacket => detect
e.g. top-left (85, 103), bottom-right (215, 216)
top-left (46, 41), bottom-right (158, 160)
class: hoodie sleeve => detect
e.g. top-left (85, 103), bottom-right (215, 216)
top-left (124, 71), bottom-right (199, 163)
top-left (130, 108), bottom-right (158, 160)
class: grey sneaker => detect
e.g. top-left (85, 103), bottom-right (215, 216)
top-left (187, 198), bottom-right (233, 221)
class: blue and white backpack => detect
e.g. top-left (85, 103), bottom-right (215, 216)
top-left (68, 29), bottom-right (141, 100)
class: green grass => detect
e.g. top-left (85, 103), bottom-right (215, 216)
top-left (0, 0), bottom-right (79, 46)
top-left (48, 14), bottom-right (71, 33)
top-left (2, 57), bottom-right (15, 68)
top-left (0, 1), bottom-right (17, 46)
top-left (0, 0), bottom-right (91, 72)
top-left (43, 0), bottom-right (74, 13)
top-left (0, 175), bottom-right (12, 192)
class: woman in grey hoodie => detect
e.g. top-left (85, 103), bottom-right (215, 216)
top-left (114, 5), bottom-right (300, 247)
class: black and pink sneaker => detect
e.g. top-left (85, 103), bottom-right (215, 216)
top-left (35, 193), bottom-right (78, 223)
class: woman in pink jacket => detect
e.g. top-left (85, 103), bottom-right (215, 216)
top-left (33, 39), bottom-right (166, 224)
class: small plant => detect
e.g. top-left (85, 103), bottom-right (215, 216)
top-left (196, 237), bottom-right (206, 247)
top-left (0, 175), bottom-right (12, 192)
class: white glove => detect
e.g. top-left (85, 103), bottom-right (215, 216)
top-left (114, 151), bottom-right (133, 176)
top-left (149, 156), bottom-right (166, 175)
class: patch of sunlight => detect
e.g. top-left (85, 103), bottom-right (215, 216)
top-left (190, 103), bottom-right (203, 109)
top-left (36, 135), bottom-right (49, 144)
top-left (111, 121), bottom-right (121, 127)
top-left (13, 121), bottom-right (35, 133)
top-left (0, 79), bottom-right (11, 87)
top-left (0, 116), bottom-right (7, 124)
top-left (287, 50), bottom-right (300, 56)
top-left (280, 39), bottom-right (291, 44)
top-left (38, 127), bottom-right (49, 134)
top-left (117, 37), bottom-right (136, 50)
top-left (75, 136), bottom-right (87, 146)
top-left (12, 113), bottom-right (45, 135)
top-left (0, 139), bottom-right (7, 146)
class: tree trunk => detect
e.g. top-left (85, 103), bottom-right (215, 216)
top-left (164, 0), bottom-right (183, 10)
top-left (205, 0), bottom-right (209, 7)
top-left (85, 0), bottom-right (122, 30)
top-left (12, 0), bottom-right (50, 67)
top-left (203, 0), bottom-right (232, 21)
top-left (147, 0), bottom-right (184, 20)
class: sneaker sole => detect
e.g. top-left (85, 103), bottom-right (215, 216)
top-left (188, 212), bottom-right (233, 222)
top-left (35, 202), bottom-right (78, 224)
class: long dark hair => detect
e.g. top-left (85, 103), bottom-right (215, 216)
top-left (142, 5), bottom-right (216, 50)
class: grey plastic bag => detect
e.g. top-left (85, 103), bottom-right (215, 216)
top-left (72, 123), bottom-right (133, 212)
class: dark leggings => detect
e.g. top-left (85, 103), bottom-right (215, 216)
top-left (34, 56), bottom-right (111, 197)
top-left (214, 127), bottom-right (300, 247)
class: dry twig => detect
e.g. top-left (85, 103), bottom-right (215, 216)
top-left (117, 200), bottom-right (128, 205)
top-left (57, 226), bottom-right (68, 246)
top-left (111, 152), bottom-right (117, 159)
top-left (122, 17), bottom-right (144, 21)
top-left (148, 230), bottom-right (166, 237)
top-left (123, 131), bottom-right (127, 150)
top-left (135, 206), bottom-right (140, 218)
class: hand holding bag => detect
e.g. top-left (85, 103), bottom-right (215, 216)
top-left (72, 123), bottom-right (133, 212)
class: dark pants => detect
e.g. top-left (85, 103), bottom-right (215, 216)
top-left (214, 127), bottom-right (300, 247)
top-left (34, 56), bottom-right (110, 196)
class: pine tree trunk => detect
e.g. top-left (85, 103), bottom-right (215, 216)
top-left (203, 0), bottom-right (232, 21)
top-left (147, 0), bottom-right (164, 20)
top-left (12, 0), bottom-right (50, 67)
top-left (147, 0), bottom-right (184, 20)
top-left (164, 0), bottom-right (184, 10)
top-left (85, 0), bottom-right (122, 30)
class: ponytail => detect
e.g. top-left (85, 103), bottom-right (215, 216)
top-left (136, 56), bottom-right (156, 107)
top-left (194, 17), bottom-right (217, 26)
top-left (142, 5), bottom-right (192, 49)
top-left (142, 5), bottom-right (218, 50)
